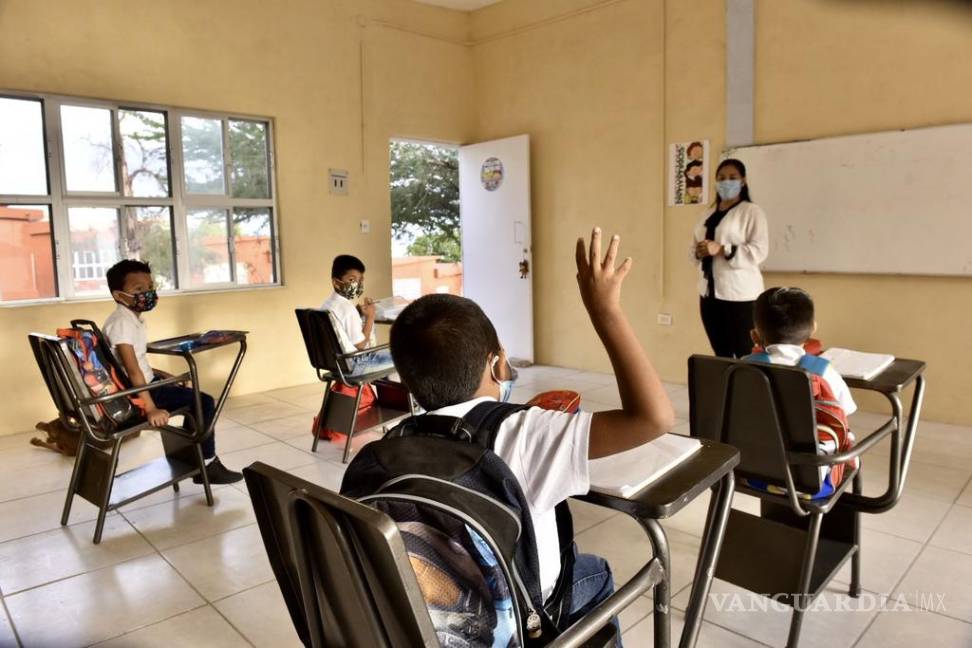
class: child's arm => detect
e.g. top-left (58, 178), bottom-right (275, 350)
top-left (356, 298), bottom-right (377, 350)
top-left (115, 344), bottom-right (170, 427)
top-left (576, 228), bottom-right (676, 459)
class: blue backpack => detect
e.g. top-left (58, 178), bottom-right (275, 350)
top-left (340, 401), bottom-right (577, 647)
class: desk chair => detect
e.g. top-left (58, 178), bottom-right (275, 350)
top-left (244, 461), bottom-right (661, 648)
top-left (294, 308), bottom-right (411, 463)
top-left (28, 321), bottom-right (213, 544)
top-left (688, 355), bottom-right (917, 648)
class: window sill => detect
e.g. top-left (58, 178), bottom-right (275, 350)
top-left (0, 283), bottom-right (285, 309)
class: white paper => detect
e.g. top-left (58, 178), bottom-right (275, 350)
top-left (374, 296), bottom-right (410, 321)
top-left (820, 347), bottom-right (895, 381)
top-left (588, 434), bottom-right (702, 498)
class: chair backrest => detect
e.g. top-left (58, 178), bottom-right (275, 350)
top-left (28, 333), bottom-right (104, 429)
top-left (294, 308), bottom-right (351, 376)
top-left (688, 354), bottom-right (823, 494)
top-left (243, 461), bottom-right (438, 648)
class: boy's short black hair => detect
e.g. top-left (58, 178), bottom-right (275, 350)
top-left (332, 255), bottom-right (366, 279)
top-left (390, 294), bottom-right (501, 411)
top-left (106, 259), bottom-right (152, 293)
top-left (754, 287), bottom-right (815, 345)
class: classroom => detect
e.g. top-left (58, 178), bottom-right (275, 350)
top-left (1, 0), bottom-right (971, 646)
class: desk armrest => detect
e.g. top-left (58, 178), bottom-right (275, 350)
top-left (786, 418), bottom-right (896, 467)
top-left (336, 344), bottom-right (391, 361)
top-left (79, 373), bottom-right (192, 406)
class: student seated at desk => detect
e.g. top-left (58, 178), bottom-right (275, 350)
top-left (102, 260), bottom-right (242, 484)
top-left (369, 228), bottom-right (675, 642)
top-left (321, 254), bottom-right (394, 375)
top-left (744, 286), bottom-right (858, 498)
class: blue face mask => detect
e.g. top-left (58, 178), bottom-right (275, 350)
top-left (717, 179), bottom-right (743, 200)
top-left (491, 356), bottom-right (517, 403)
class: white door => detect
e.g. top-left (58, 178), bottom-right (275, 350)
top-left (459, 135), bottom-right (533, 364)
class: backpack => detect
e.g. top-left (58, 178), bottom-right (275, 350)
top-left (340, 401), bottom-right (577, 647)
top-left (56, 327), bottom-right (143, 428)
top-left (746, 352), bottom-right (858, 499)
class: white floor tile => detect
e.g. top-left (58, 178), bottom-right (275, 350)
top-left (123, 488), bottom-right (257, 551)
top-left (214, 581), bottom-right (302, 648)
top-left (287, 461), bottom-right (347, 493)
top-left (896, 545), bottom-right (972, 623)
top-left (624, 605), bottom-right (766, 647)
top-left (0, 603), bottom-right (17, 647)
top-left (0, 456), bottom-right (75, 503)
top-left (958, 479), bottom-right (972, 508)
top-left (220, 441), bottom-right (317, 474)
top-left (0, 515), bottom-right (153, 595)
top-left (221, 402), bottom-right (308, 426)
top-left (0, 490), bottom-right (101, 544)
top-left (569, 499), bottom-right (618, 534)
top-left (94, 605), bottom-right (248, 647)
top-left (4, 554), bottom-right (202, 648)
top-left (930, 505), bottom-right (972, 555)
top-left (163, 524), bottom-right (273, 601)
top-left (249, 412), bottom-right (316, 441)
top-left (856, 609), bottom-right (972, 648)
top-left (832, 528), bottom-right (923, 595)
top-left (861, 493), bottom-right (951, 543)
top-left (860, 457), bottom-right (971, 504)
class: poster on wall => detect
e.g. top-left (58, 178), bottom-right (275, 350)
top-left (668, 140), bottom-right (709, 206)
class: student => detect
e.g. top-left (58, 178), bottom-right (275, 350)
top-left (385, 228), bottom-right (675, 636)
top-left (103, 259), bottom-right (242, 484)
top-left (745, 286), bottom-right (857, 498)
top-left (746, 286), bottom-right (856, 415)
top-left (320, 254), bottom-right (393, 374)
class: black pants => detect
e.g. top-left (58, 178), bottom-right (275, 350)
top-left (151, 383), bottom-right (217, 459)
top-left (699, 297), bottom-right (755, 359)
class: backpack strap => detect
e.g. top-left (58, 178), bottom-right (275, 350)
top-left (798, 353), bottom-right (831, 377)
top-left (389, 401), bottom-right (529, 449)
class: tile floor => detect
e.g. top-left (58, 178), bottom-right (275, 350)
top-left (0, 366), bottom-right (970, 647)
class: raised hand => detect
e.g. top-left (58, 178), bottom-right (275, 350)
top-left (575, 227), bottom-right (633, 318)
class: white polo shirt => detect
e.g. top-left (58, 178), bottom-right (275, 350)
top-left (102, 303), bottom-right (154, 383)
top-left (320, 292), bottom-right (366, 354)
top-left (431, 397), bottom-right (592, 602)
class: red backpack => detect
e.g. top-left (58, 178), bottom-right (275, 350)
top-left (56, 327), bottom-right (144, 427)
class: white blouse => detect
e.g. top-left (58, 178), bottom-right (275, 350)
top-left (690, 201), bottom-right (769, 301)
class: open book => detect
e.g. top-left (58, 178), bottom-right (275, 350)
top-left (588, 434), bottom-right (702, 498)
top-left (820, 347), bottom-right (895, 381)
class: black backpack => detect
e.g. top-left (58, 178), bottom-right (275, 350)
top-left (340, 401), bottom-right (577, 647)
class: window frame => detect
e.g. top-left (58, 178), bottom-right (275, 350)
top-left (0, 89), bottom-right (281, 306)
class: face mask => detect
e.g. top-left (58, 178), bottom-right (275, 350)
top-left (336, 279), bottom-right (363, 300)
top-left (120, 289), bottom-right (158, 313)
top-left (716, 179), bottom-right (743, 200)
top-left (491, 356), bottom-right (518, 403)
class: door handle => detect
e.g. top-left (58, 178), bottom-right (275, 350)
top-left (519, 254), bottom-right (530, 279)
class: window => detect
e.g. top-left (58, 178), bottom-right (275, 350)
top-left (0, 91), bottom-right (279, 303)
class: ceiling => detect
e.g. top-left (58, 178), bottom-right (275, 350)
top-left (410, 0), bottom-right (502, 11)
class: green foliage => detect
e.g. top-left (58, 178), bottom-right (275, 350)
top-left (390, 141), bottom-right (460, 263)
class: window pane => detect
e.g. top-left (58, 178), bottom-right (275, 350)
top-left (187, 209), bottom-right (231, 284)
top-left (233, 208), bottom-right (274, 284)
top-left (0, 204), bottom-right (55, 301)
top-left (69, 207), bottom-right (120, 295)
top-left (124, 206), bottom-right (175, 290)
top-left (120, 110), bottom-right (169, 197)
top-left (229, 120), bottom-right (270, 198)
top-left (0, 98), bottom-right (48, 195)
top-left (181, 117), bottom-right (225, 194)
top-left (61, 105), bottom-right (116, 192)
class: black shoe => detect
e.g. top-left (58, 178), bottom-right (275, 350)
top-left (194, 456), bottom-right (243, 485)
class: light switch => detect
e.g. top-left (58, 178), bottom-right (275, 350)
top-left (360, 219), bottom-right (370, 234)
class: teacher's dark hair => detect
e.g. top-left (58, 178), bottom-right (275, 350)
top-left (714, 158), bottom-right (752, 204)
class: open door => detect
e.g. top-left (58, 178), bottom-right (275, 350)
top-left (459, 134), bottom-right (533, 364)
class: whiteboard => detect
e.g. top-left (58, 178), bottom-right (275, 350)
top-left (728, 124), bottom-right (972, 276)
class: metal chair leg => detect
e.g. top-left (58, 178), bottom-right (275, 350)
top-left (173, 481), bottom-right (180, 493)
top-left (850, 472), bottom-right (863, 598)
top-left (786, 512), bottom-right (823, 648)
top-left (638, 518), bottom-right (671, 648)
top-left (195, 444), bottom-right (214, 506)
top-left (61, 436), bottom-right (87, 526)
top-left (311, 380), bottom-right (333, 453)
top-left (342, 386), bottom-right (365, 464)
top-left (93, 438), bottom-right (123, 544)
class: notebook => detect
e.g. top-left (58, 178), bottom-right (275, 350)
top-left (820, 347), bottom-right (895, 381)
top-left (374, 296), bottom-right (410, 321)
top-left (588, 434), bottom-right (703, 498)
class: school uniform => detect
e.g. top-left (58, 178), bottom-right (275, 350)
top-left (320, 292), bottom-right (392, 375)
top-left (431, 397), bottom-right (615, 622)
top-left (691, 201), bottom-right (769, 358)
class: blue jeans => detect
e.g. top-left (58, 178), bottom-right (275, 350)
top-left (151, 383), bottom-right (217, 459)
top-left (348, 348), bottom-right (394, 377)
top-left (569, 552), bottom-right (622, 646)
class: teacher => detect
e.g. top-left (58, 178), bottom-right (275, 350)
top-left (691, 158), bottom-right (769, 358)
